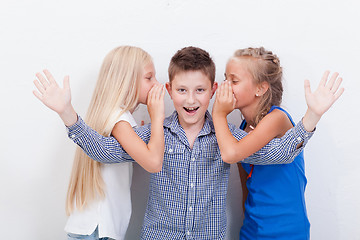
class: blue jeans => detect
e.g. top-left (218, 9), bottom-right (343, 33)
top-left (67, 226), bottom-right (113, 240)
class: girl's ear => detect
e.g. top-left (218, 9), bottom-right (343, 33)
top-left (256, 81), bottom-right (269, 96)
top-left (165, 82), bottom-right (172, 99)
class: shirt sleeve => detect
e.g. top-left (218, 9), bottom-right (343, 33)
top-left (66, 115), bottom-right (151, 164)
top-left (231, 120), bottom-right (315, 165)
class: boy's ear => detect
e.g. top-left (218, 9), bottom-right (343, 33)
top-left (211, 82), bottom-right (218, 98)
top-left (165, 82), bottom-right (172, 99)
top-left (256, 81), bottom-right (269, 96)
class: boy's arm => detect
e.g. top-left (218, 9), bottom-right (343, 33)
top-left (67, 116), bottom-right (151, 163)
top-left (33, 69), bottom-right (151, 164)
top-left (230, 120), bottom-right (313, 165)
top-left (213, 71), bottom-right (344, 165)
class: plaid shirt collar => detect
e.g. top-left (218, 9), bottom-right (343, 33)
top-left (163, 110), bottom-right (215, 137)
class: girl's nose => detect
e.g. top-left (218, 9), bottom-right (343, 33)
top-left (153, 77), bottom-right (159, 85)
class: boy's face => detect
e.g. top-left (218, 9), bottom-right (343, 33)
top-left (166, 70), bottom-right (217, 130)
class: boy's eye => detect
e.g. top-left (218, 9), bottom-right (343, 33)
top-left (177, 89), bottom-right (186, 93)
top-left (197, 88), bottom-right (205, 93)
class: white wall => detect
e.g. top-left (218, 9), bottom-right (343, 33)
top-left (1, 0), bottom-right (359, 239)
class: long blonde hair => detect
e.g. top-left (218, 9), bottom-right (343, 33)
top-left (66, 46), bottom-right (152, 215)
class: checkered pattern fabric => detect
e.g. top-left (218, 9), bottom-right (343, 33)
top-left (67, 111), bottom-right (313, 239)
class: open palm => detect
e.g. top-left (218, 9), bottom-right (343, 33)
top-left (33, 69), bottom-right (71, 114)
top-left (304, 71), bottom-right (344, 117)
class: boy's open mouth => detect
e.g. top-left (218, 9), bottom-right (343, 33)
top-left (184, 107), bottom-right (199, 113)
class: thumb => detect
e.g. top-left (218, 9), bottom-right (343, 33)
top-left (63, 75), bottom-right (70, 90)
top-left (304, 79), bottom-right (311, 98)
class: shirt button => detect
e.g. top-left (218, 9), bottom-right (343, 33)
top-left (187, 231), bottom-right (190, 235)
top-left (190, 183), bottom-right (194, 188)
top-left (71, 134), bottom-right (75, 139)
top-left (191, 157), bottom-right (195, 162)
top-left (168, 148), bottom-right (173, 153)
top-left (297, 137), bottom-right (302, 142)
top-left (189, 206), bottom-right (192, 211)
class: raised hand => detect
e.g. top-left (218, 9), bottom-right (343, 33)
top-left (304, 71), bottom-right (344, 117)
top-left (147, 84), bottom-right (165, 123)
top-left (212, 80), bottom-right (236, 117)
top-left (302, 71), bottom-right (344, 131)
top-left (33, 69), bottom-right (77, 126)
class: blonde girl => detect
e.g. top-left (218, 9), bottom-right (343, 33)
top-left (33, 46), bottom-right (165, 240)
top-left (212, 47), bottom-right (344, 239)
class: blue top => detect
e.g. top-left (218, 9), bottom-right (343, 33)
top-left (240, 106), bottom-right (310, 240)
top-left (67, 110), bottom-right (313, 240)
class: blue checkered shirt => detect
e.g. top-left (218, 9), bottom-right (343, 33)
top-left (67, 111), bottom-right (313, 239)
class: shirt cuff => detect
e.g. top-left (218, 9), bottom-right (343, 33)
top-left (66, 115), bottom-right (87, 140)
top-left (292, 119), bottom-right (315, 149)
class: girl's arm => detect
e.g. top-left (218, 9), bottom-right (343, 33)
top-left (213, 81), bottom-right (293, 163)
top-left (212, 71), bottom-right (344, 164)
top-left (111, 84), bottom-right (165, 173)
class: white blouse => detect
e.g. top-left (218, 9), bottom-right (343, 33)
top-left (65, 110), bottom-right (137, 239)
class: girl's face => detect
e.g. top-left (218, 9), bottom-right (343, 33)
top-left (225, 58), bottom-right (260, 111)
top-left (138, 62), bottom-right (158, 105)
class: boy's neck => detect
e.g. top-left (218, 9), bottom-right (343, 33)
top-left (179, 116), bottom-right (206, 149)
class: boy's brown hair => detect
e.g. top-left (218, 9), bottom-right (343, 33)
top-left (168, 46), bottom-right (216, 86)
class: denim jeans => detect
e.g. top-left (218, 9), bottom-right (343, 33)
top-left (67, 226), bottom-right (113, 240)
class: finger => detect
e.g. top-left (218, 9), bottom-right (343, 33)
top-left (334, 87), bottom-right (345, 101)
top-left (217, 83), bottom-right (222, 98)
top-left (330, 77), bottom-right (342, 94)
top-left (32, 90), bottom-right (42, 101)
top-left (43, 69), bottom-right (57, 85)
top-left (219, 82), bottom-right (226, 97)
top-left (153, 85), bottom-right (162, 100)
top-left (36, 72), bottom-right (50, 89)
top-left (325, 72), bottom-right (339, 90)
top-left (304, 79), bottom-right (311, 98)
top-left (223, 81), bottom-right (230, 99)
top-left (160, 85), bottom-right (165, 100)
top-left (33, 79), bottom-right (45, 94)
top-left (221, 82), bottom-right (227, 100)
top-left (319, 70), bottom-right (330, 87)
top-left (227, 81), bottom-right (233, 100)
top-left (148, 85), bottom-right (156, 100)
top-left (215, 86), bottom-right (220, 101)
top-left (221, 82), bottom-right (227, 97)
top-left (232, 93), bottom-right (236, 109)
top-left (153, 84), bottom-right (162, 99)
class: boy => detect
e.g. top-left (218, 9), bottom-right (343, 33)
top-left (35, 47), bottom-right (314, 239)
